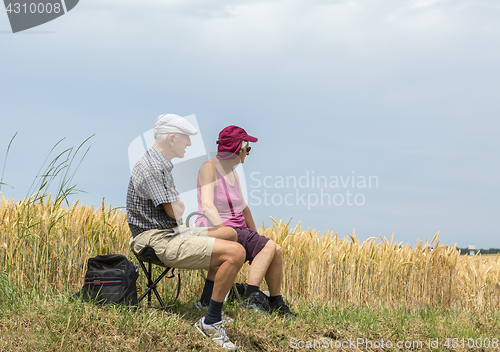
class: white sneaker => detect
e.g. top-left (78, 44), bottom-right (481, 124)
top-left (194, 316), bottom-right (237, 351)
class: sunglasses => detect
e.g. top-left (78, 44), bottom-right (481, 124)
top-left (241, 146), bottom-right (251, 153)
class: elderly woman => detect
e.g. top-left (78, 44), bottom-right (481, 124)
top-left (194, 125), bottom-right (293, 317)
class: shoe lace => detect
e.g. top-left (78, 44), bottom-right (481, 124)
top-left (211, 322), bottom-right (231, 344)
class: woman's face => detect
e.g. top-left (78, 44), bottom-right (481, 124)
top-left (238, 141), bottom-right (250, 164)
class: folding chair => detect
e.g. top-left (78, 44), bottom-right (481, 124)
top-left (132, 212), bottom-right (215, 308)
top-left (133, 246), bottom-right (181, 309)
top-left (132, 211), bottom-right (242, 309)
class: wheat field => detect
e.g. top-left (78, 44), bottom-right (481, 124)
top-left (1, 193), bottom-right (499, 311)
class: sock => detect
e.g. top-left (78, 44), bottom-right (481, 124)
top-left (269, 295), bottom-right (284, 307)
top-left (204, 299), bottom-right (224, 325)
top-left (243, 284), bottom-right (259, 299)
top-left (199, 279), bottom-right (214, 306)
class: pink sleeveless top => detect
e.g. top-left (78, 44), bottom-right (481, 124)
top-left (195, 161), bottom-right (246, 228)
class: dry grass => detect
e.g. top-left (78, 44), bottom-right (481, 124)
top-left (1, 194), bottom-right (499, 311)
top-left (3, 293), bottom-right (497, 352)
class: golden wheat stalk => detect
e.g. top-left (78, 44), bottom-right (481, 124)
top-left (1, 194), bottom-right (499, 310)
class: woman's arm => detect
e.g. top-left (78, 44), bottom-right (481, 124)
top-left (234, 171), bottom-right (258, 232)
top-left (199, 162), bottom-right (225, 227)
top-left (242, 206), bottom-right (258, 232)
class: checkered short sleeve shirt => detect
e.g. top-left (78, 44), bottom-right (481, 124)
top-left (126, 145), bottom-right (181, 237)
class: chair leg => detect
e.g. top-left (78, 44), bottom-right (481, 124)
top-left (232, 282), bottom-right (242, 302)
top-left (136, 259), bottom-right (150, 304)
top-left (134, 251), bottom-right (177, 309)
top-left (147, 260), bottom-right (153, 307)
top-left (137, 264), bottom-right (171, 308)
top-left (149, 270), bottom-right (171, 308)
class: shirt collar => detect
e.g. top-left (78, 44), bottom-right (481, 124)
top-left (151, 145), bottom-right (174, 172)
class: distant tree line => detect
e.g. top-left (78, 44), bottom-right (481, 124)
top-left (456, 248), bottom-right (500, 255)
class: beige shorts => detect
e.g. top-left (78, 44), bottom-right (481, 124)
top-left (129, 227), bottom-right (214, 270)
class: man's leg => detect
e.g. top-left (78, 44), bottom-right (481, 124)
top-left (208, 239), bottom-right (245, 302)
top-left (199, 238), bottom-right (245, 323)
top-left (205, 226), bottom-right (237, 281)
top-left (197, 227), bottom-right (237, 306)
top-left (195, 239), bottom-right (244, 351)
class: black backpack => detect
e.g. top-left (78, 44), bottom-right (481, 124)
top-left (74, 254), bottom-right (139, 306)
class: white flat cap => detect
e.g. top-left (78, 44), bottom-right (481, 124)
top-left (153, 114), bottom-right (198, 136)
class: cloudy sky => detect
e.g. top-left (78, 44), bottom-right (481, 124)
top-left (1, 0), bottom-right (499, 249)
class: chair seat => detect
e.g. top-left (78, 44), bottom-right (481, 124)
top-left (132, 246), bottom-right (179, 309)
top-left (136, 247), bottom-right (164, 266)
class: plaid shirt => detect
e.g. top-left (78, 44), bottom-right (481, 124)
top-left (126, 145), bottom-right (181, 237)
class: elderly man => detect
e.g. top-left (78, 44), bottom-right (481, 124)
top-left (127, 114), bottom-right (244, 351)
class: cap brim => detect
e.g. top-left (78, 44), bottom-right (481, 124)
top-left (245, 135), bottom-right (258, 143)
top-left (181, 128), bottom-right (198, 135)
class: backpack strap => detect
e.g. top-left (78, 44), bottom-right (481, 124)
top-left (117, 266), bottom-right (139, 304)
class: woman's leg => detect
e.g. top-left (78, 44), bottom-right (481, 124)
top-left (264, 244), bottom-right (283, 297)
top-left (247, 240), bottom-right (277, 287)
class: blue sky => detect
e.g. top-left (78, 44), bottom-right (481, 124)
top-left (1, 0), bottom-right (499, 249)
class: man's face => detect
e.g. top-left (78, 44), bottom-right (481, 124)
top-left (172, 134), bottom-right (191, 159)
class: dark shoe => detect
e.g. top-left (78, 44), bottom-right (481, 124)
top-left (243, 291), bottom-right (269, 312)
top-left (270, 301), bottom-right (296, 319)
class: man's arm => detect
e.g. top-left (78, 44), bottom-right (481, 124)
top-left (141, 166), bottom-right (184, 220)
top-left (162, 198), bottom-right (185, 220)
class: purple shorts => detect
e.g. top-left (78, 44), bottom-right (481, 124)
top-left (231, 227), bottom-right (270, 262)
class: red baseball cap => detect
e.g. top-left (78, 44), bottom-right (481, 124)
top-left (216, 125), bottom-right (258, 160)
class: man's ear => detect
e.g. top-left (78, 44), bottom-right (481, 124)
top-left (167, 134), bottom-right (176, 146)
